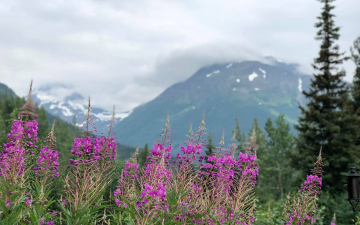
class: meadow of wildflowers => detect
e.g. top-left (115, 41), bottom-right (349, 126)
top-left (0, 82), bottom-right (328, 224)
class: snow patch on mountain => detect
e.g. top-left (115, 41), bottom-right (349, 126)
top-left (68, 101), bottom-right (87, 114)
top-left (206, 73), bottom-right (212, 78)
top-left (248, 72), bottom-right (258, 81)
top-left (298, 78), bottom-right (303, 92)
top-left (259, 68), bottom-right (266, 78)
top-left (226, 63), bottom-right (233, 68)
top-left (31, 84), bottom-right (132, 133)
top-left (213, 70), bottom-right (220, 74)
top-left (57, 103), bottom-right (74, 116)
top-left (254, 88), bottom-right (259, 91)
top-left (94, 110), bottom-right (132, 121)
top-left (34, 92), bottom-right (57, 105)
top-left (236, 79), bottom-right (241, 83)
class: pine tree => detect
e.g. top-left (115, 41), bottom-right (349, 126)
top-left (292, 0), bottom-right (359, 196)
top-left (247, 118), bottom-right (266, 154)
top-left (138, 143), bottom-right (150, 167)
top-left (234, 116), bottom-right (246, 153)
top-left (247, 118), bottom-right (266, 203)
top-left (205, 132), bottom-right (216, 163)
top-left (263, 114), bottom-right (295, 201)
top-left (351, 37), bottom-right (360, 112)
top-left (36, 106), bottom-right (50, 140)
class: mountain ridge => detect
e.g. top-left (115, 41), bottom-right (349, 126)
top-left (113, 59), bottom-right (313, 153)
top-left (31, 85), bottom-right (132, 135)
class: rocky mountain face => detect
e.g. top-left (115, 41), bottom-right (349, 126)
top-left (31, 84), bottom-right (132, 134)
top-left (113, 59), bottom-right (312, 153)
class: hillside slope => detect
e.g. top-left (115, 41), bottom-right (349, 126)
top-left (114, 59), bottom-right (312, 153)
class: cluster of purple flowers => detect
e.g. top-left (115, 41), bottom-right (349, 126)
top-left (200, 150), bottom-right (258, 193)
top-left (285, 212), bottom-right (316, 225)
top-left (122, 161), bottom-right (139, 179)
top-left (175, 142), bottom-right (205, 168)
top-left (213, 206), bottom-right (255, 225)
top-left (118, 160), bottom-right (140, 194)
top-left (138, 143), bottom-right (172, 210)
top-left (116, 142), bottom-right (173, 220)
top-left (69, 136), bottom-right (117, 166)
top-left (137, 183), bottom-right (168, 210)
top-left (34, 147), bottom-right (60, 178)
top-left (300, 174), bottom-right (322, 195)
top-left (39, 219), bottom-right (54, 225)
top-left (147, 143), bottom-right (172, 166)
top-left (284, 151), bottom-right (323, 225)
top-left (0, 120), bottom-right (38, 180)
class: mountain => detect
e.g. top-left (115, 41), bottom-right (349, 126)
top-left (114, 59), bottom-right (313, 154)
top-left (31, 84), bottom-right (132, 135)
top-left (0, 83), bottom-right (17, 98)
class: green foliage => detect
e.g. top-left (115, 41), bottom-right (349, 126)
top-left (261, 114), bottom-right (296, 201)
top-left (103, 159), bottom-right (124, 205)
top-left (53, 119), bottom-right (76, 168)
top-left (246, 119), bottom-right (267, 203)
top-left (247, 118), bottom-right (266, 150)
top-left (291, 1), bottom-right (360, 223)
top-left (26, 181), bottom-right (57, 224)
top-left (36, 106), bottom-right (50, 139)
top-left (351, 37), bottom-right (360, 147)
top-left (61, 163), bottom-right (114, 224)
top-left (0, 176), bottom-right (29, 225)
top-left (205, 132), bottom-right (216, 160)
top-left (138, 143), bottom-right (150, 167)
top-left (234, 116), bottom-right (247, 152)
top-left (117, 144), bottom-right (139, 161)
top-left (293, 0), bottom-right (359, 196)
top-left (0, 92), bottom-right (77, 169)
top-left (351, 36), bottom-right (360, 68)
top-left (254, 199), bottom-right (286, 224)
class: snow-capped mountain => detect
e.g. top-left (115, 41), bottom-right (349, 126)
top-left (31, 84), bottom-right (132, 134)
top-left (113, 58), bottom-right (313, 153)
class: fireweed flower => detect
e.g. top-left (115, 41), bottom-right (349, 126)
top-left (63, 100), bottom-right (119, 225)
top-left (142, 143), bottom-right (172, 186)
top-left (300, 175), bottom-right (322, 195)
top-left (5, 199), bottom-right (11, 207)
top-left (34, 148), bottom-right (60, 178)
top-left (176, 142), bottom-right (205, 169)
top-left (1, 119), bottom-right (38, 181)
top-left (70, 136), bottom-right (117, 166)
top-left (189, 126), bottom-right (259, 225)
top-left (25, 198), bottom-right (31, 206)
top-left (113, 116), bottom-right (259, 224)
top-left (115, 114), bottom-right (174, 223)
top-left (283, 150), bottom-right (323, 225)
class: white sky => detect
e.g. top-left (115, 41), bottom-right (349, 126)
top-left (1, 0), bottom-right (359, 112)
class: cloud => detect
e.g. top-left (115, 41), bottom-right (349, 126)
top-left (135, 41), bottom-right (263, 88)
top-left (0, 0), bottom-right (359, 113)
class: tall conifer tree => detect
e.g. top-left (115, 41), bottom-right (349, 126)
top-left (205, 133), bottom-right (216, 162)
top-left (292, 0), bottom-right (359, 195)
top-left (234, 116), bottom-right (246, 153)
top-left (351, 37), bottom-right (360, 111)
top-left (138, 143), bottom-right (150, 167)
top-left (263, 114), bottom-right (295, 200)
top-left (247, 118), bottom-right (268, 203)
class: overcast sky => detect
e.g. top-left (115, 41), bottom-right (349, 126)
top-left (1, 0), bottom-right (360, 113)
